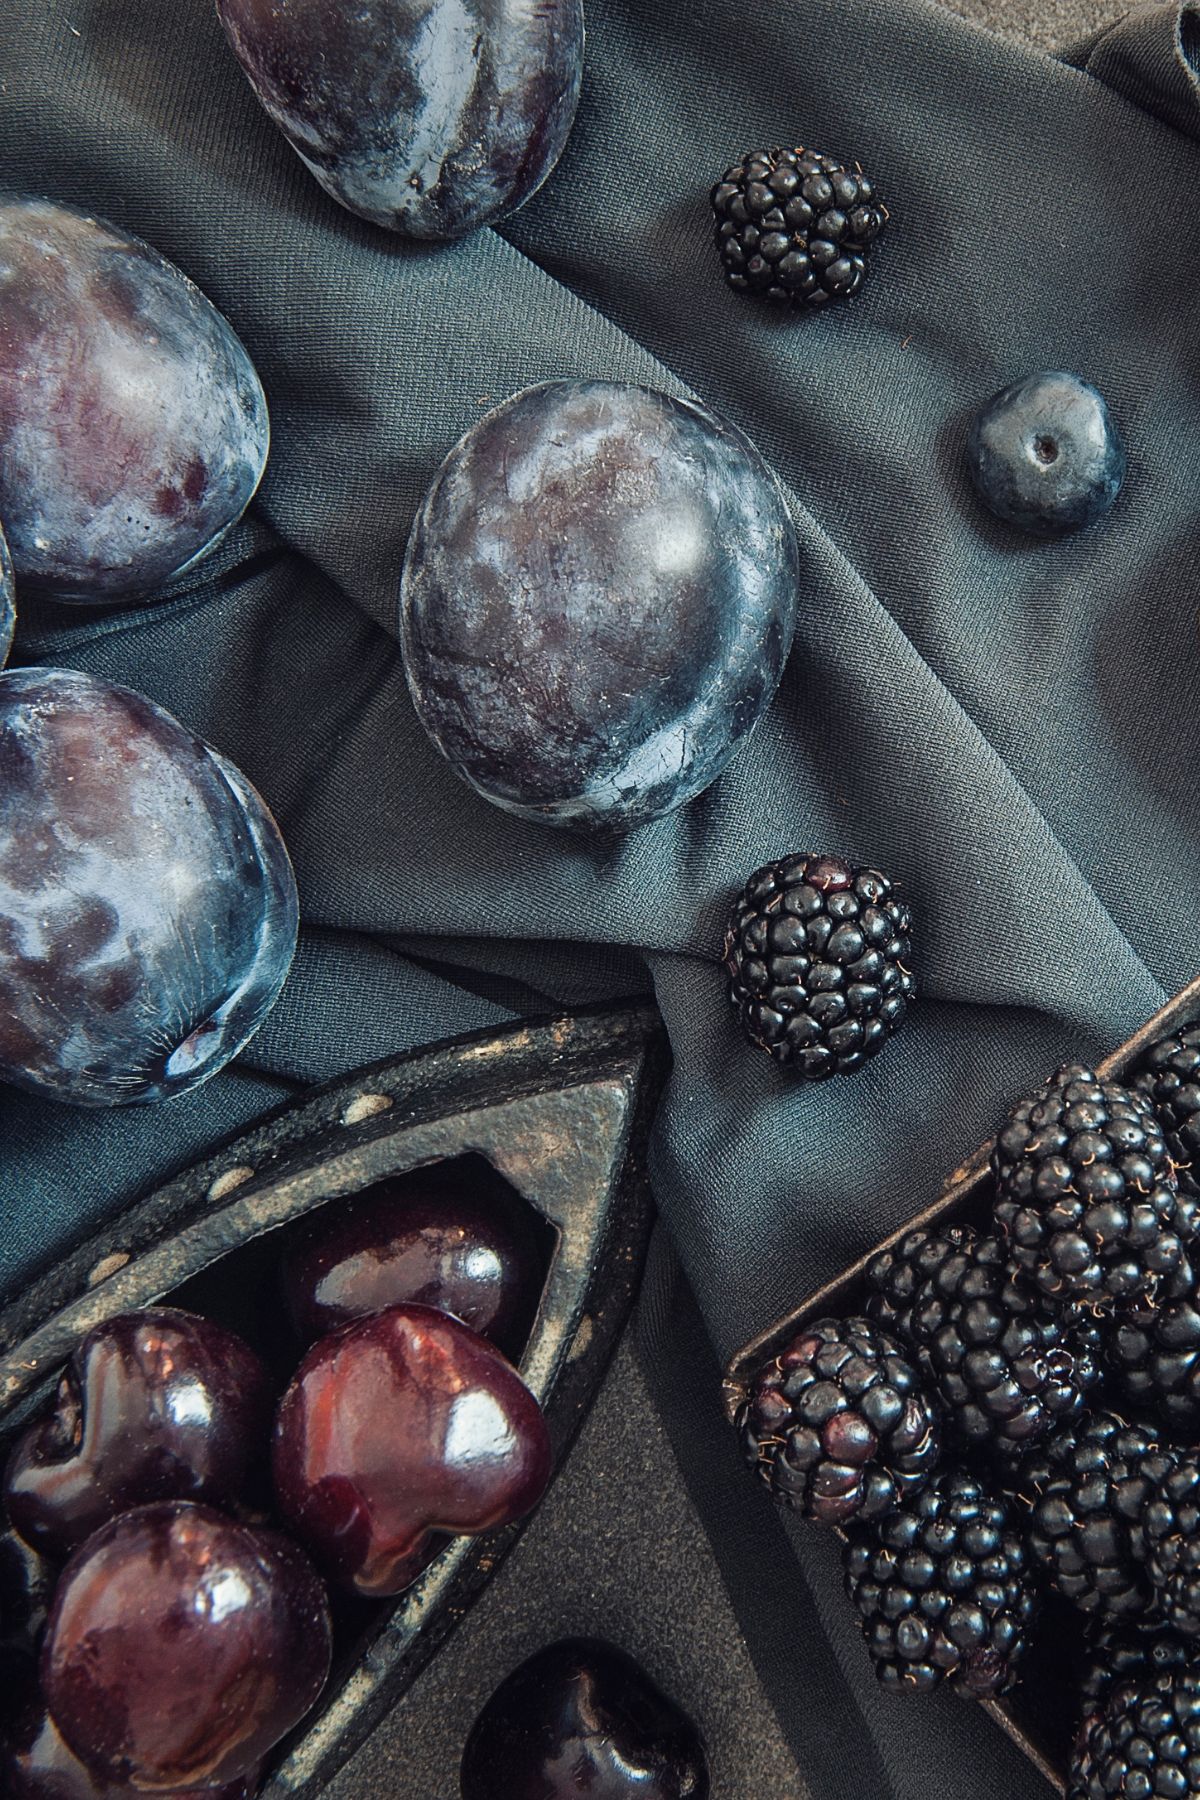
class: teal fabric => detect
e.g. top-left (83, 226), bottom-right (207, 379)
top-left (3, 1), bottom-right (1200, 1793)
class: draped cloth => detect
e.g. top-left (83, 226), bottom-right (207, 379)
top-left (3, 2), bottom-right (1200, 1793)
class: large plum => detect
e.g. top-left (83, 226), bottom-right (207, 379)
top-left (215, 0), bottom-right (584, 240)
top-left (0, 522), bottom-right (13, 666)
top-left (399, 381), bottom-right (799, 831)
top-left (0, 668), bottom-right (298, 1107)
top-left (0, 198), bottom-right (269, 601)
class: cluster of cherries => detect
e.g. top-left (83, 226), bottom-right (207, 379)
top-left (0, 1172), bottom-right (555, 1798)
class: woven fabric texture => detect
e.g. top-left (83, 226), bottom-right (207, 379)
top-left (1, 2), bottom-right (1199, 1793)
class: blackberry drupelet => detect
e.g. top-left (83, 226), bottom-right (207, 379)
top-left (1070, 1671), bottom-right (1200, 1800)
top-left (993, 1065), bottom-right (1190, 1306)
top-left (1142, 1457), bottom-right (1200, 1636)
top-left (722, 855), bottom-right (913, 1080)
top-left (844, 1467), bottom-right (1037, 1697)
top-left (710, 146), bottom-right (887, 306)
top-left (866, 1226), bottom-right (971, 1343)
top-left (1018, 1412), bottom-right (1168, 1619)
top-left (1080, 1622), bottom-right (1193, 1713)
top-left (736, 1316), bottom-right (939, 1527)
top-left (1136, 1026), bottom-right (1200, 1199)
top-left (868, 1226), bottom-right (1101, 1462)
top-left (1107, 1279), bottom-right (1200, 1438)
top-left (924, 1236), bottom-right (1097, 1464)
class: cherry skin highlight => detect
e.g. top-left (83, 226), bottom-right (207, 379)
top-left (40, 1502), bottom-right (331, 1791)
top-left (460, 1638), bottom-right (710, 1798)
top-left (5, 1308), bottom-right (274, 1559)
top-left (5, 1697), bottom-right (260, 1800)
top-left (272, 1304), bottom-right (552, 1597)
top-left (281, 1176), bottom-right (544, 1353)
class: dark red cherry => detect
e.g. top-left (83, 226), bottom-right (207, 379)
top-left (0, 1525), bottom-right (55, 1644)
top-left (5, 1309), bottom-right (274, 1558)
top-left (272, 1304), bottom-right (552, 1598)
top-left (460, 1638), bottom-right (710, 1799)
top-left (40, 1502), bottom-right (331, 1790)
top-left (281, 1174), bottom-right (545, 1353)
top-left (5, 1696), bottom-right (260, 1800)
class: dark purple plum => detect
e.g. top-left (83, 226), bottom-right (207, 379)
top-left (0, 668), bottom-right (298, 1107)
top-left (5, 1309), bottom-right (274, 1558)
top-left (5, 1697), bottom-right (260, 1800)
top-left (281, 1173), bottom-right (545, 1351)
top-left (0, 197), bottom-right (268, 600)
top-left (460, 1638), bottom-right (710, 1799)
top-left (41, 1502), bottom-right (330, 1791)
top-left (0, 522), bottom-right (14, 666)
top-left (215, 0), bottom-right (584, 240)
top-left (400, 381), bottom-right (800, 832)
top-left (272, 1303), bottom-right (552, 1597)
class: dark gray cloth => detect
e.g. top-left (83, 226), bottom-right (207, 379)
top-left (3, 1), bottom-right (1199, 1794)
top-left (1064, 0), bottom-right (1200, 130)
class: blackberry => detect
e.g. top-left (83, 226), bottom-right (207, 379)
top-left (844, 1468), bottom-right (1036, 1697)
top-left (722, 855), bottom-right (913, 1080)
top-left (865, 1226), bottom-right (971, 1343)
top-left (1080, 1623), bottom-right (1193, 1713)
top-left (1142, 1457), bottom-right (1200, 1636)
top-left (736, 1316), bottom-right (939, 1527)
top-left (868, 1225), bottom-right (1101, 1462)
top-left (1017, 1412), bottom-right (1168, 1618)
top-left (1107, 1275), bottom-right (1200, 1438)
top-left (993, 1064), bottom-right (1190, 1306)
top-left (1070, 1671), bottom-right (1200, 1800)
top-left (1136, 1025), bottom-right (1200, 1199)
top-left (710, 146), bottom-right (887, 306)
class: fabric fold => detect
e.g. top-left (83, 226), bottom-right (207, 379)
top-left (1062, 1), bottom-right (1200, 138)
top-left (3, 0), bottom-right (1199, 1793)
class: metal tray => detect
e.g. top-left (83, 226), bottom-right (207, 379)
top-left (0, 1001), bottom-right (666, 1798)
top-left (723, 973), bottom-right (1200, 1794)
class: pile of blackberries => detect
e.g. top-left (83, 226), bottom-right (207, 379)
top-left (736, 1027), bottom-right (1200, 1797)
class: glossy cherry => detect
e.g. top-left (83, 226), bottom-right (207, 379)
top-left (272, 1304), bottom-right (552, 1597)
top-left (281, 1174), bottom-right (545, 1353)
top-left (5, 1309), bottom-right (274, 1558)
top-left (460, 1638), bottom-right (710, 1799)
top-left (0, 1526), bottom-right (55, 1697)
top-left (40, 1502), bottom-right (331, 1790)
top-left (0, 1525), bottom-right (54, 1640)
top-left (5, 1697), bottom-right (259, 1800)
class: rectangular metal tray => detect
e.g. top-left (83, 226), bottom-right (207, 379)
top-left (723, 973), bottom-right (1200, 1794)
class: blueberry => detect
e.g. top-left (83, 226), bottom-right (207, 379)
top-left (965, 371), bottom-right (1127, 536)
